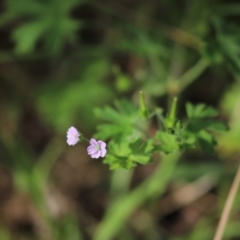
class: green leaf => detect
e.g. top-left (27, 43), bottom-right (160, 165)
top-left (129, 139), bottom-right (154, 164)
top-left (103, 138), bottom-right (154, 170)
top-left (186, 102), bottom-right (219, 118)
top-left (215, 20), bottom-right (240, 78)
top-left (129, 154), bottom-right (153, 165)
top-left (103, 140), bottom-right (136, 170)
top-left (12, 20), bottom-right (49, 54)
top-left (197, 130), bottom-right (217, 153)
top-left (156, 131), bottom-right (179, 154)
top-left (184, 103), bottom-right (228, 153)
top-left (94, 100), bottom-right (146, 140)
top-left (204, 121), bottom-right (229, 131)
top-left (5, 0), bottom-right (82, 54)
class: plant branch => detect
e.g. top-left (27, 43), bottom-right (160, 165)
top-left (179, 58), bottom-right (209, 91)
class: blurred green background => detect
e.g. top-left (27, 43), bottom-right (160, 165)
top-left (0, 0), bottom-right (240, 239)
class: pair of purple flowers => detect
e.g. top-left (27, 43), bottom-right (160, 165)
top-left (66, 126), bottom-right (107, 159)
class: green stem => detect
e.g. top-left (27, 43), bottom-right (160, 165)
top-left (34, 136), bottom-right (65, 183)
top-left (93, 152), bottom-right (180, 240)
top-left (109, 169), bottom-right (133, 200)
top-left (179, 58), bottom-right (209, 91)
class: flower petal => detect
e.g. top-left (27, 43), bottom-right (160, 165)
top-left (87, 146), bottom-right (98, 155)
top-left (91, 151), bottom-right (101, 159)
top-left (90, 138), bottom-right (97, 145)
top-left (100, 148), bottom-right (107, 157)
top-left (67, 138), bottom-right (76, 145)
top-left (87, 145), bottom-right (94, 152)
top-left (68, 126), bottom-right (79, 135)
top-left (98, 140), bottom-right (106, 148)
top-left (66, 127), bottom-right (80, 146)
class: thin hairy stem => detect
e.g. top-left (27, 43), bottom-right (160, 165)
top-left (213, 164), bottom-right (240, 240)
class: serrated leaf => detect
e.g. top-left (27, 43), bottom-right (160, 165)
top-left (184, 103), bottom-right (227, 153)
top-left (156, 131), bottom-right (179, 154)
top-left (94, 100), bottom-right (145, 140)
top-left (5, 0), bottom-right (82, 54)
top-left (129, 139), bottom-right (154, 153)
top-left (181, 131), bottom-right (197, 150)
top-left (129, 139), bottom-right (154, 164)
top-left (187, 119), bottom-right (228, 133)
top-left (95, 124), bottom-right (133, 140)
top-left (129, 154), bottom-right (153, 165)
top-left (103, 155), bottom-right (137, 170)
top-left (197, 130), bottom-right (217, 153)
top-left (186, 103), bottom-right (219, 118)
top-left (204, 121), bottom-right (229, 131)
top-left (103, 138), bottom-right (154, 170)
top-left (103, 140), bottom-right (135, 170)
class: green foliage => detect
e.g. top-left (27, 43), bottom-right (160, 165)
top-left (53, 215), bottom-right (83, 240)
top-left (183, 103), bottom-right (228, 153)
top-left (104, 138), bottom-right (154, 170)
top-left (155, 131), bottom-right (179, 154)
top-left (0, 0), bottom-right (238, 239)
top-left (218, 82), bottom-right (240, 154)
top-left (2, 0), bottom-right (82, 54)
top-left (37, 59), bottom-right (113, 131)
top-left (95, 99), bottom-right (153, 170)
top-left (95, 99), bottom-right (227, 169)
top-left (203, 17), bottom-right (240, 78)
top-left (94, 100), bottom-right (146, 140)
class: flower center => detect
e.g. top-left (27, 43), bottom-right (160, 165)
top-left (95, 144), bottom-right (101, 151)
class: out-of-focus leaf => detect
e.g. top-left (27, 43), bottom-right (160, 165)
top-left (203, 17), bottom-right (240, 78)
top-left (53, 215), bottom-right (84, 240)
top-left (197, 130), bottom-right (217, 153)
top-left (218, 82), bottom-right (240, 155)
top-left (4, 0), bottom-right (82, 54)
top-left (37, 60), bottom-right (113, 130)
top-left (186, 102), bottom-right (219, 118)
top-left (216, 3), bottom-right (240, 16)
top-left (6, 0), bottom-right (44, 16)
top-left (119, 30), bottom-right (169, 57)
top-left (12, 20), bottom-right (50, 53)
top-left (184, 103), bottom-right (228, 153)
top-left (115, 74), bottom-right (132, 92)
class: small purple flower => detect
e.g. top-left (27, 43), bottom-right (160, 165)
top-left (67, 126), bottom-right (80, 146)
top-left (87, 138), bottom-right (107, 158)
